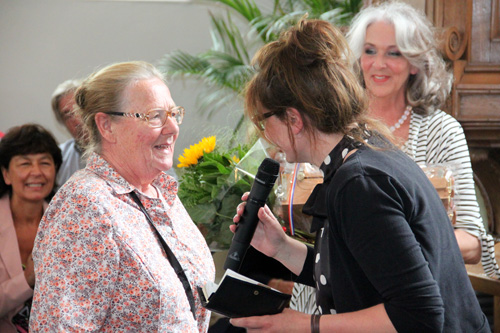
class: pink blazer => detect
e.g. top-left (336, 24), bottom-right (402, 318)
top-left (0, 195), bottom-right (44, 333)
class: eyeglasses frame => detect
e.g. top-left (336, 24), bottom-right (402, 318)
top-left (107, 106), bottom-right (185, 127)
top-left (256, 110), bottom-right (280, 131)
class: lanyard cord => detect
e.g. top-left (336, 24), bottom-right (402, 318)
top-left (129, 191), bottom-right (197, 319)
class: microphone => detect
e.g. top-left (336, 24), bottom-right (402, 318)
top-left (224, 157), bottom-right (280, 272)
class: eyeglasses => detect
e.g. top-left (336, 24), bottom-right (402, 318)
top-left (108, 107), bottom-right (185, 127)
top-left (256, 110), bottom-right (280, 131)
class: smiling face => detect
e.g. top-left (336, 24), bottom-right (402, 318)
top-left (2, 153), bottom-right (56, 202)
top-left (110, 78), bottom-right (179, 183)
top-left (360, 21), bottom-right (418, 102)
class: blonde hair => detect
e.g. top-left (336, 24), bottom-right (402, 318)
top-left (346, 1), bottom-right (453, 115)
top-left (245, 19), bottom-right (389, 154)
top-left (74, 61), bottom-right (166, 157)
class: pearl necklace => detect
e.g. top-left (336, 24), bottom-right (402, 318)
top-left (389, 105), bottom-right (412, 132)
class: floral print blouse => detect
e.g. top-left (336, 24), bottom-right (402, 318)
top-left (30, 153), bottom-right (215, 332)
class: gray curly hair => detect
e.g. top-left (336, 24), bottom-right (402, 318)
top-left (346, 1), bottom-right (453, 115)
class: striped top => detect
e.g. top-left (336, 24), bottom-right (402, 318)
top-left (403, 109), bottom-right (500, 278)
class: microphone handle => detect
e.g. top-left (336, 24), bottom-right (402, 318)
top-left (223, 197), bottom-right (265, 272)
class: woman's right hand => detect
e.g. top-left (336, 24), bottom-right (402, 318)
top-left (231, 192), bottom-right (289, 260)
top-left (24, 253), bottom-right (35, 289)
top-left (232, 193), bottom-right (308, 276)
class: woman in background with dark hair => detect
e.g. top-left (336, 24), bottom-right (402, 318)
top-left (0, 124), bottom-right (61, 333)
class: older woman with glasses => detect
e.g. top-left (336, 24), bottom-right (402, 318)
top-left (30, 61), bottom-right (215, 332)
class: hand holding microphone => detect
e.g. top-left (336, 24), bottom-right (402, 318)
top-left (224, 158), bottom-right (280, 272)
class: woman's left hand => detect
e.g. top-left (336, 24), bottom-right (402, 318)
top-left (230, 308), bottom-right (310, 333)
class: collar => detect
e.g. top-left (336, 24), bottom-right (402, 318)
top-left (302, 134), bottom-right (365, 232)
top-left (86, 152), bottom-right (177, 203)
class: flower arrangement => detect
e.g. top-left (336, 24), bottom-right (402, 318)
top-left (177, 136), bottom-right (316, 249)
top-left (177, 136), bottom-right (253, 249)
top-left (177, 136), bottom-right (217, 168)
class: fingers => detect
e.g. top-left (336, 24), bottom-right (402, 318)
top-left (233, 201), bottom-right (247, 223)
top-left (258, 204), bottom-right (280, 228)
top-left (259, 204), bottom-right (273, 219)
top-left (230, 316), bottom-right (267, 330)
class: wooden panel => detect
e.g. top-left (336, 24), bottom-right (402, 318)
top-left (451, 67), bottom-right (500, 147)
top-left (462, 124), bottom-right (500, 148)
top-left (455, 82), bottom-right (500, 148)
top-left (426, 0), bottom-right (469, 61)
top-left (492, 0), bottom-right (500, 41)
top-left (471, 149), bottom-right (500, 234)
top-left (442, 0), bottom-right (468, 31)
top-left (470, 0), bottom-right (500, 63)
top-left (466, 242), bottom-right (500, 332)
top-left (456, 87), bottom-right (500, 119)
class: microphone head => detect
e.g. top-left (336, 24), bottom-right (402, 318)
top-left (255, 158), bottom-right (280, 186)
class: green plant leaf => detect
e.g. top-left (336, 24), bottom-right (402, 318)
top-left (207, 0), bottom-right (262, 23)
top-left (168, 0), bottom-right (362, 248)
top-left (186, 202), bottom-right (217, 225)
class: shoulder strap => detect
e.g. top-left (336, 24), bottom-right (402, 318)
top-left (129, 191), bottom-right (197, 319)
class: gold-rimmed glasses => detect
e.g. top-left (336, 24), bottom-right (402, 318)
top-left (108, 106), bottom-right (185, 127)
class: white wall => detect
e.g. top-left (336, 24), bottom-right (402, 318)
top-left (0, 0), bottom-right (243, 162)
top-left (0, 0), bottom-right (425, 163)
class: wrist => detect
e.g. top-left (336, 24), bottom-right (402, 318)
top-left (311, 314), bottom-right (321, 333)
top-left (273, 236), bottom-right (308, 275)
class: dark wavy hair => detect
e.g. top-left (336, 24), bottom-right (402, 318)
top-left (0, 124), bottom-right (62, 199)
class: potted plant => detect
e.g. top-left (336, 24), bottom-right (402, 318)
top-left (163, 0), bottom-right (363, 248)
top-left (159, 0), bottom-right (363, 140)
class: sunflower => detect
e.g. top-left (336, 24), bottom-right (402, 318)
top-left (177, 136), bottom-right (216, 168)
top-left (200, 136), bottom-right (216, 154)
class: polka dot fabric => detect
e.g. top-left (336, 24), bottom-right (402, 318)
top-left (299, 132), bottom-right (489, 331)
top-left (304, 135), bottom-right (364, 314)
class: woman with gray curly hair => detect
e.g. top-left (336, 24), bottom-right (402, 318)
top-left (346, 0), bottom-right (499, 277)
top-left (230, 17), bottom-right (488, 332)
top-left (292, 1), bottom-right (498, 318)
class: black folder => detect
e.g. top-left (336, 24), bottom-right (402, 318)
top-left (198, 269), bottom-right (291, 318)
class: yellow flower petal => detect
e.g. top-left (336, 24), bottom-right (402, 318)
top-left (202, 136), bottom-right (216, 153)
top-left (177, 136), bottom-right (217, 168)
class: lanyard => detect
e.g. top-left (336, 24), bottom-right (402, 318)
top-left (129, 191), bottom-right (197, 319)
